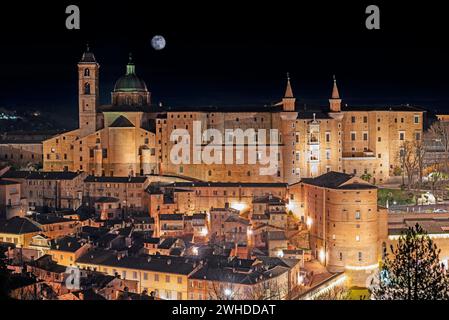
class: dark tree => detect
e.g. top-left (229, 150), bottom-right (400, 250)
top-left (372, 224), bottom-right (449, 300)
top-left (0, 250), bottom-right (11, 299)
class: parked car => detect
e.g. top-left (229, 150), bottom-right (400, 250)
top-left (433, 209), bottom-right (448, 213)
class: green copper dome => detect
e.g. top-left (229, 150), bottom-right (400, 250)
top-left (113, 55), bottom-right (148, 92)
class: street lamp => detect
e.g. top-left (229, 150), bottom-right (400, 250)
top-left (200, 227), bottom-right (208, 237)
top-left (224, 288), bottom-right (232, 298)
top-left (231, 202), bottom-right (246, 212)
top-left (306, 217), bottom-right (313, 228)
top-left (319, 248), bottom-right (326, 264)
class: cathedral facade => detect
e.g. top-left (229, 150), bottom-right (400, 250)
top-left (43, 48), bottom-right (424, 184)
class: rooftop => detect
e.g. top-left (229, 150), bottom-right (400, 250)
top-left (85, 175), bottom-right (147, 184)
top-left (267, 231), bottom-right (288, 241)
top-left (300, 171), bottom-right (376, 190)
top-left (159, 181), bottom-right (288, 189)
top-left (95, 197), bottom-right (120, 203)
top-left (109, 116), bottom-right (135, 128)
top-left (253, 195), bottom-right (285, 205)
top-left (0, 179), bottom-right (19, 186)
top-left (51, 236), bottom-right (86, 252)
top-left (159, 214), bottom-right (184, 221)
top-left (0, 217), bottom-right (41, 234)
top-left (1, 170), bottom-right (83, 181)
top-left (77, 252), bottom-right (198, 275)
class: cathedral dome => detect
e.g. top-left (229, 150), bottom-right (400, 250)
top-left (113, 56), bottom-right (148, 93)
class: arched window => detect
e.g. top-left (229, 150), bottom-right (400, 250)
top-left (84, 68), bottom-right (90, 77)
top-left (84, 83), bottom-right (91, 95)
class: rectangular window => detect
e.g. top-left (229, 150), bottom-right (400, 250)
top-left (399, 132), bottom-right (405, 141)
top-left (325, 132), bottom-right (330, 143)
top-left (414, 115), bottom-right (420, 124)
top-left (355, 211), bottom-right (361, 220)
top-left (363, 132), bottom-right (368, 141)
top-left (351, 132), bottom-right (356, 141)
top-left (351, 116), bottom-right (356, 123)
top-left (363, 116), bottom-right (368, 123)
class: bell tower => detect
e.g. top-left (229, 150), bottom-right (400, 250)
top-left (78, 44), bottom-right (99, 137)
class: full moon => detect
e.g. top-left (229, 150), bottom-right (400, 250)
top-left (151, 35), bottom-right (166, 50)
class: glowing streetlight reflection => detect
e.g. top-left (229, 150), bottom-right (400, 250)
top-left (231, 202), bottom-right (246, 211)
top-left (306, 217), bottom-right (313, 228)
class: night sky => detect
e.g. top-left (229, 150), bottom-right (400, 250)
top-left (1, 1), bottom-right (449, 128)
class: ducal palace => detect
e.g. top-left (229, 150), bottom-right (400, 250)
top-left (42, 48), bottom-right (424, 185)
top-left (0, 47), bottom-right (430, 291)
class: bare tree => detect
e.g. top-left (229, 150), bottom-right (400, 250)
top-left (243, 278), bottom-right (288, 300)
top-left (313, 284), bottom-right (351, 300)
top-left (429, 121), bottom-right (449, 173)
top-left (414, 140), bottom-right (426, 192)
top-left (207, 273), bottom-right (289, 300)
top-left (399, 141), bottom-right (419, 190)
top-left (208, 276), bottom-right (242, 300)
top-left (429, 172), bottom-right (449, 202)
